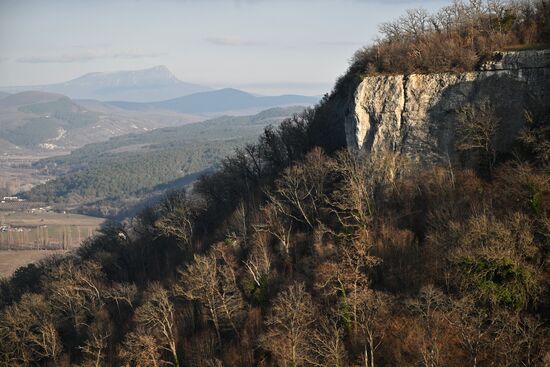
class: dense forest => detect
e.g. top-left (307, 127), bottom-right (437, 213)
top-left (1, 1), bottom-right (549, 366)
top-left (22, 107), bottom-right (304, 216)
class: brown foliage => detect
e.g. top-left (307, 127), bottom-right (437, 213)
top-left (347, 0), bottom-right (550, 79)
top-left (261, 283), bottom-right (316, 367)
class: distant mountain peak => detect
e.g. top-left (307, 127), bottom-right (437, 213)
top-left (150, 65), bottom-right (172, 73)
top-left (0, 66), bottom-right (211, 102)
top-left (67, 65), bottom-right (181, 86)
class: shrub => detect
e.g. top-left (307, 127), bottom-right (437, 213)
top-left (457, 256), bottom-right (536, 310)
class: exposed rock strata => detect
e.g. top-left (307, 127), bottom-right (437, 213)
top-left (344, 49), bottom-right (550, 163)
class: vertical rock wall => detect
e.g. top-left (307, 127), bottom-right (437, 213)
top-left (344, 49), bottom-right (550, 163)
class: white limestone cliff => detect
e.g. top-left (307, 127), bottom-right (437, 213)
top-left (344, 49), bottom-right (550, 163)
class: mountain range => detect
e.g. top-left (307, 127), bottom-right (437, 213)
top-left (0, 91), bottom-right (201, 153)
top-left (0, 87), bottom-right (317, 152)
top-left (0, 66), bottom-right (210, 102)
top-left (108, 88), bottom-right (319, 114)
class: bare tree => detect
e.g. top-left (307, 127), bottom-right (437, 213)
top-left (493, 311), bottom-right (548, 367)
top-left (177, 251), bottom-right (245, 342)
top-left (308, 316), bottom-right (348, 367)
top-left (267, 148), bottom-right (331, 230)
top-left (455, 98), bottom-right (501, 175)
top-left (81, 322), bottom-right (110, 367)
top-left (408, 285), bottom-right (447, 367)
top-left (119, 330), bottom-right (162, 367)
top-left (516, 315), bottom-right (548, 367)
top-left (261, 283), bottom-right (316, 367)
top-left (244, 231), bottom-right (273, 288)
top-left (329, 151), bottom-right (375, 237)
top-left (356, 290), bottom-right (389, 367)
top-left (155, 191), bottom-right (204, 252)
top-left (0, 293), bottom-right (62, 366)
top-left (316, 239), bottom-right (381, 337)
top-left (29, 321), bottom-right (62, 367)
top-left (45, 260), bottom-right (105, 330)
top-left (447, 296), bottom-right (494, 367)
top-left (105, 282), bottom-right (137, 316)
top-left (520, 98), bottom-right (550, 165)
top-left (255, 203), bottom-right (293, 259)
top-left (330, 150), bottom-right (407, 240)
top-left (401, 8), bottom-right (432, 38)
top-left (134, 283), bottom-right (180, 367)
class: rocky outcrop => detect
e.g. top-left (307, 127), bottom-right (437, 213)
top-left (344, 49), bottom-right (550, 163)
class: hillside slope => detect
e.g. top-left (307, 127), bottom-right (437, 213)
top-left (0, 91), bottom-right (201, 153)
top-left (22, 106), bottom-right (306, 216)
top-left (0, 1), bottom-right (548, 367)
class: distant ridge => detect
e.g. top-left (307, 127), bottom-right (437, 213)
top-left (0, 90), bottom-right (65, 108)
top-left (0, 66), bottom-right (211, 102)
top-left (0, 90), bottom-right (202, 153)
top-left (109, 88), bottom-right (319, 114)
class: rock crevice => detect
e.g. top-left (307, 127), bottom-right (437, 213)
top-left (344, 49), bottom-right (550, 163)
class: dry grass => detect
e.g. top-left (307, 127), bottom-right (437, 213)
top-left (0, 211), bottom-right (104, 252)
top-left (0, 249), bottom-right (67, 278)
top-left (0, 211), bottom-right (104, 227)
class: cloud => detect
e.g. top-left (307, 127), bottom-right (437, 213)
top-left (204, 36), bottom-right (267, 47)
top-left (17, 49), bottom-right (164, 64)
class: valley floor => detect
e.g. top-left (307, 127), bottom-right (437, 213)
top-left (0, 249), bottom-right (66, 278)
top-left (0, 211), bottom-right (104, 277)
top-left (0, 152), bottom-right (59, 195)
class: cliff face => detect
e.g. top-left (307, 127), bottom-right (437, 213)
top-left (344, 49), bottom-right (550, 163)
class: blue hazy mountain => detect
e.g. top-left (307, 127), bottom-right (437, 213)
top-left (0, 66), bottom-right (211, 102)
top-left (109, 88), bottom-right (320, 114)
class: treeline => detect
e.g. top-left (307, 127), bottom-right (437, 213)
top-left (0, 88), bottom-right (548, 366)
top-left (341, 0), bottom-right (549, 89)
top-left (33, 106), bottom-right (305, 173)
top-left (3, 118), bottom-right (62, 147)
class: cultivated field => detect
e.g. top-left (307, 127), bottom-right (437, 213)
top-left (0, 211), bottom-right (104, 277)
top-left (0, 250), bottom-right (67, 278)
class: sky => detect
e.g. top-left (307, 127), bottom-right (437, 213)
top-left (0, 0), bottom-right (451, 95)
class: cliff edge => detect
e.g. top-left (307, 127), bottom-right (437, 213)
top-left (344, 49), bottom-right (550, 163)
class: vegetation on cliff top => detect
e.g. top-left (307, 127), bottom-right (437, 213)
top-left (341, 0), bottom-right (549, 88)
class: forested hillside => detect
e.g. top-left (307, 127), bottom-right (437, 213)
top-left (0, 1), bottom-right (548, 366)
top-left (22, 107), bottom-right (305, 216)
top-left (0, 92), bottom-right (98, 149)
top-left (0, 91), bottom-right (202, 154)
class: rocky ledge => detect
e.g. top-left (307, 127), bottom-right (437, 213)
top-left (344, 49), bottom-right (550, 164)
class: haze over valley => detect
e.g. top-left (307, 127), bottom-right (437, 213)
top-left (0, 65), bottom-right (319, 199)
top-left (0, 61), bottom-right (318, 276)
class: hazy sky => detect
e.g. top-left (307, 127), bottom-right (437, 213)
top-left (0, 0), bottom-right (451, 95)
